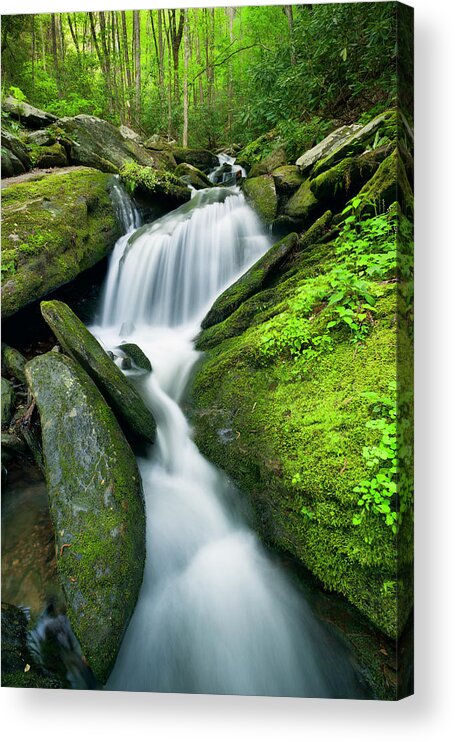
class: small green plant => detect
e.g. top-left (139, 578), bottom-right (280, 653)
top-left (352, 383), bottom-right (398, 534)
top-left (120, 161), bottom-right (180, 195)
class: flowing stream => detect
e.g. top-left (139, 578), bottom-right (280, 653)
top-left (91, 164), bottom-right (367, 697)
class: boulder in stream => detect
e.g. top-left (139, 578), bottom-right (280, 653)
top-left (40, 300), bottom-right (156, 444)
top-left (25, 351), bottom-right (146, 684)
top-left (118, 342), bottom-right (152, 373)
top-left (242, 175), bottom-right (277, 224)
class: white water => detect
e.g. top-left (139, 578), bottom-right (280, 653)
top-left (92, 170), bottom-right (365, 697)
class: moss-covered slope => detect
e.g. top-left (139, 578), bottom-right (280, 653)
top-left (1, 167), bottom-right (120, 318)
top-left (190, 207), bottom-right (413, 639)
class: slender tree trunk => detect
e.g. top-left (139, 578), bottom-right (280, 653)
top-left (182, 10), bottom-right (189, 147)
top-left (284, 5), bottom-right (296, 64)
top-left (31, 16), bottom-right (35, 96)
top-left (50, 15), bottom-right (62, 98)
top-left (40, 17), bottom-right (46, 72)
top-left (133, 10), bottom-right (141, 117)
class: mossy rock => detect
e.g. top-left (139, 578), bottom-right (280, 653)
top-left (40, 300), bottom-right (156, 444)
top-left (358, 149), bottom-right (413, 216)
top-left (272, 165), bottom-right (305, 193)
top-left (249, 147), bottom-right (287, 178)
top-left (201, 233), bottom-right (299, 331)
top-left (2, 95), bottom-right (57, 129)
top-left (171, 146), bottom-right (218, 173)
top-left (120, 162), bottom-right (190, 207)
top-left (242, 175), bottom-right (277, 224)
top-left (1, 343), bottom-right (27, 382)
top-left (296, 123), bottom-right (361, 173)
top-left (55, 114), bottom-right (169, 173)
top-left (1, 128), bottom-right (32, 174)
top-left (1, 167), bottom-right (121, 318)
top-left (311, 109), bottom-right (397, 178)
top-left (189, 240), bottom-right (412, 639)
top-left (309, 148), bottom-right (389, 208)
top-left (1, 377), bottom-right (15, 428)
top-left (284, 178), bottom-right (320, 222)
top-left (31, 142), bottom-right (68, 169)
top-left (118, 342), bottom-right (152, 373)
top-left (174, 162), bottom-right (212, 189)
top-left (25, 351), bottom-right (146, 684)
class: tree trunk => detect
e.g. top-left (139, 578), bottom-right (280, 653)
top-left (182, 10), bottom-right (189, 147)
top-left (133, 10), bottom-right (141, 117)
top-left (50, 15), bottom-right (62, 98)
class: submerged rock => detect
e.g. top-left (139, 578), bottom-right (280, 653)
top-left (40, 300), bottom-right (156, 444)
top-left (25, 351), bottom-right (146, 683)
top-left (118, 343), bottom-right (152, 373)
top-left (1, 167), bottom-right (120, 318)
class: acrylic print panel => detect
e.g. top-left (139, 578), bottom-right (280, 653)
top-left (1, 1), bottom-right (414, 700)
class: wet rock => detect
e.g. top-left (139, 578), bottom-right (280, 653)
top-left (2, 96), bottom-right (57, 129)
top-left (1, 343), bottom-right (27, 382)
top-left (40, 300), bottom-right (156, 444)
top-left (118, 343), bottom-right (152, 373)
top-left (242, 175), bottom-right (277, 224)
top-left (120, 356), bottom-right (132, 370)
top-left (309, 147), bottom-right (390, 209)
top-left (25, 351), bottom-right (146, 683)
top-left (272, 165), bottom-right (305, 193)
top-left (1, 377), bottom-right (15, 427)
top-left (1, 167), bottom-right (120, 318)
top-left (174, 162), bottom-right (212, 189)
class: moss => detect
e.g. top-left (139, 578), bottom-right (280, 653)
top-left (201, 233), bottom-right (299, 330)
top-left (190, 256), bottom-right (411, 639)
top-left (249, 147), bottom-right (287, 178)
top-left (243, 175), bottom-right (277, 224)
top-left (40, 300), bottom-right (156, 444)
top-left (30, 142), bottom-right (68, 169)
top-left (1, 167), bottom-right (120, 318)
top-left (25, 351), bottom-right (145, 684)
top-left (272, 165), bottom-right (305, 193)
top-left (310, 148), bottom-right (390, 207)
top-left (284, 178), bottom-right (320, 221)
top-left (358, 149), bottom-right (414, 216)
top-left (120, 161), bottom-right (190, 205)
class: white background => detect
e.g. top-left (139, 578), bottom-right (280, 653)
top-left (1, 0), bottom-right (453, 740)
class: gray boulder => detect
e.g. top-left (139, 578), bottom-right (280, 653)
top-left (296, 124), bottom-right (361, 173)
top-left (2, 129), bottom-right (32, 174)
top-left (1, 344), bottom-right (27, 383)
top-left (40, 300), bottom-right (156, 444)
top-left (56, 114), bottom-right (174, 173)
top-left (3, 96), bottom-right (57, 129)
top-left (174, 162), bottom-right (212, 189)
top-left (171, 146), bottom-right (218, 173)
top-left (25, 351), bottom-right (145, 684)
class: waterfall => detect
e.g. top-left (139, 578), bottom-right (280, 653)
top-left (91, 165), bottom-right (366, 697)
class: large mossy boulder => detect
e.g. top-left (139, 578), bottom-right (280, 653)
top-left (2, 96), bottom-right (57, 129)
top-left (1, 167), bottom-right (120, 318)
top-left (171, 146), bottom-right (218, 172)
top-left (358, 149), bottom-right (413, 216)
top-left (25, 351), bottom-right (145, 684)
top-left (1, 129), bottom-right (32, 176)
top-left (249, 147), bottom-right (287, 178)
top-left (119, 162), bottom-right (190, 208)
top-left (201, 233), bottom-right (299, 331)
top-left (272, 165), bottom-right (305, 193)
top-left (243, 175), bottom-right (277, 224)
top-left (309, 148), bottom-right (389, 209)
top-left (40, 300), bottom-right (156, 444)
top-left (55, 114), bottom-right (171, 173)
top-left (284, 178), bottom-right (320, 223)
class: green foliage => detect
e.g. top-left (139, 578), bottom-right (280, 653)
top-left (120, 161), bottom-right (180, 195)
top-left (8, 85), bottom-right (27, 102)
top-left (352, 384), bottom-right (398, 533)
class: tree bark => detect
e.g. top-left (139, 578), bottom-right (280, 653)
top-left (133, 10), bottom-right (141, 117)
top-left (182, 10), bottom-right (189, 147)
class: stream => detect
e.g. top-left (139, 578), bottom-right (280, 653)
top-left (88, 159), bottom-right (369, 697)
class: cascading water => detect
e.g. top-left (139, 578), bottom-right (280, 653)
top-left (91, 167), bottom-right (367, 697)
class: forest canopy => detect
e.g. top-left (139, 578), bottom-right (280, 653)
top-left (1, 3), bottom-right (399, 152)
